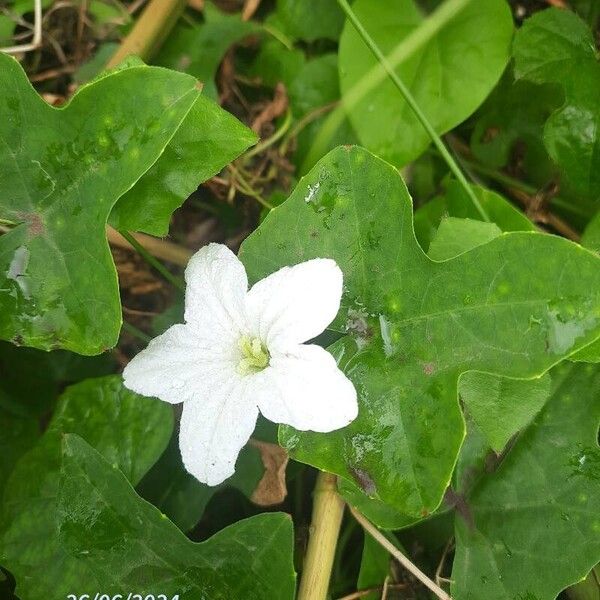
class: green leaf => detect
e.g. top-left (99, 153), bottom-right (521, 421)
top-left (459, 372), bottom-right (551, 452)
top-left (513, 8), bottom-right (600, 202)
top-left (427, 217), bottom-right (502, 261)
top-left (1, 434), bottom-right (296, 599)
top-left (239, 146), bottom-right (600, 518)
top-left (469, 72), bottom-right (560, 175)
top-left (275, 0), bottom-right (344, 41)
top-left (340, 477), bottom-right (420, 530)
top-left (582, 211), bottom-right (600, 255)
top-left (0, 54), bottom-right (199, 354)
top-left (452, 362), bottom-right (600, 600)
top-left (0, 409), bottom-right (39, 499)
top-left (338, 0), bottom-right (513, 166)
top-left (248, 38), bottom-right (306, 89)
top-left (425, 208), bottom-right (551, 454)
top-left (413, 181), bottom-right (534, 252)
top-left (570, 213), bottom-right (600, 363)
top-left (109, 93), bottom-right (257, 235)
top-left (49, 375), bottom-right (173, 484)
top-left (288, 54), bottom-right (357, 169)
top-left (155, 5), bottom-right (259, 100)
top-left (357, 534), bottom-right (390, 600)
top-left (137, 430), bottom-right (264, 532)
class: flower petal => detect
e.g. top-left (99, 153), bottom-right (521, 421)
top-left (122, 324), bottom-right (239, 405)
top-left (245, 258), bottom-right (343, 349)
top-left (179, 379), bottom-right (259, 486)
top-left (184, 243), bottom-right (248, 341)
top-left (252, 344), bottom-right (358, 432)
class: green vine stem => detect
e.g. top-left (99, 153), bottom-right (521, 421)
top-left (297, 472), bottom-right (346, 600)
top-left (304, 0), bottom-right (472, 173)
top-left (306, 0), bottom-right (489, 222)
top-left (119, 230), bottom-right (185, 291)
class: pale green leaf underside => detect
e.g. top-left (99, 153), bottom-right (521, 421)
top-left (338, 0), bottom-right (513, 166)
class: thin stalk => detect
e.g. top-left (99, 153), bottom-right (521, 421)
top-left (107, 226), bottom-right (192, 266)
top-left (458, 158), bottom-right (591, 219)
top-left (119, 230), bottom-right (185, 292)
top-left (243, 109), bottom-right (293, 160)
top-left (121, 321), bottom-right (152, 343)
top-left (228, 164), bottom-right (274, 210)
top-left (304, 0), bottom-right (471, 173)
top-left (349, 506), bottom-right (452, 600)
top-left (106, 0), bottom-right (187, 67)
top-left (336, 0), bottom-right (489, 222)
top-left (280, 101), bottom-right (338, 156)
top-left (297, 472), bottom-right (345, 600)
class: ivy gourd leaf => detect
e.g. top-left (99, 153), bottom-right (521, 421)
top-left (513, 8), bottom-right (600, 202)
top-left (451, 362), bottom-right (600, 600)
top-left (570, 214), bottom-right (600, 363)
top-left (109, 93), bottom-right (257, 236)
top-left (427, 216), bottom-right (553, 454)
top-left (275, 0), bottom-right (344, 42)
top-left (155, 4), bottom-right (259, 100)
top-left (0, 54), bottom-right (200, 354)
top-left (459, 371), bottom-right (551, 453)
top-left (48, 375), bottom-right (173, 484)
top-left (239, 146), bottom-right (600, 518)
top-left (413, 180), bottom-right (534, 252)
top-left (427, 217), bottom-right (502, 261)
top-left (338, 0), bottom-right (513, 167)
top-left (1, 434), bottom-right (295, 599)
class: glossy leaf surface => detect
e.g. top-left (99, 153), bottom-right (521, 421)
top-left (452, 363), bottom-right (600, 599)
top-left (0, 55), bottom-right (199, 354)
top-left (240, 146), bottom-right (600, 518)
top-left (1, 434), bottom-right (295, 600)
top-left (513, 8), bottom-right (600, 202)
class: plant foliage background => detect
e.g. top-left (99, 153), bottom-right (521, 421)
top-left (1, 0), bottom-right (600, 599)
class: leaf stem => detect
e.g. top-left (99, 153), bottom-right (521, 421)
top-left (107, 226), bottom-right (192, 266)
top-left (119, 230), bottom-right (185, 292)
top-left (333, 0), bottom-right (489, 222)
top-left (297, 472), bottom-right (346, 600)
top-left (243, 109), bottom-right (293, 160)
top-left (121, 320), bottom-right (152, 343)
top-left (349, 506), bottom-right (452, 600)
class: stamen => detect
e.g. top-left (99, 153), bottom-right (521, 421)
top-left (238, 335), bottom-right (270, 375)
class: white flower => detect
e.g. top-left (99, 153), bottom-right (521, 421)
top-left (123, 243), bottom-right (358, 486)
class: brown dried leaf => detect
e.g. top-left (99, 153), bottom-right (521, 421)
top-left (249, 439), bottom-right (289, 506)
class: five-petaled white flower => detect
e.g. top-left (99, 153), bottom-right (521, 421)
top-left (123, 243), bottom-right (358, 486)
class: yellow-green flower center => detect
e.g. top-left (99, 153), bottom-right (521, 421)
top-left (238, 335), bottom-right (270, 375)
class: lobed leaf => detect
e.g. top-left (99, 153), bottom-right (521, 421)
top-left (240, 146), bottom-right (600, 518)
top-left (1, 434), bottom-right (295, 599)
top-left (0, 55), bottom-right (199, 354)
